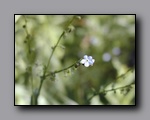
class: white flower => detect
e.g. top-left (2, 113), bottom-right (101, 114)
top-left (80, 55), bottom-right (95, 67)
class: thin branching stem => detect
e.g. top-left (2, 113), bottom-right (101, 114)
top-left (116, 68), bottom-right (134, 79)
top-left (23, 15), bottom-right (31, 54)
top-left (44, 31), bottom-right (65, 76)
top-left (23, 15), bottom-right (29, 35)
top-left (34, 16), bottom-right (78, 105)
top-left (88, 83), bottom-right (135, 102)
top-left (23, 16), bottom-right (35, 105)
top-left (45, 61), bottom-right (80, 78)
top-left (104, 83), bottom-right (134, 93)
top-left (87, 68), bottom-right (135, 102)
top-left (54, 63), bottom-right (76, 74)
top-left (44, 16), bottom-right (76, 75)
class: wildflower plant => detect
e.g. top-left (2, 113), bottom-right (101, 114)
top-left (15, 15), bottom-right (135, 105)
top-left (80, 55), bottom-right (95, 67)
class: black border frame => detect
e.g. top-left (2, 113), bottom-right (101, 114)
top-left (14, 14), bottom-right (136, 107)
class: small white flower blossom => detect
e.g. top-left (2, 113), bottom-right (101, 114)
top-left (80, 55), bottom-right (95, 67)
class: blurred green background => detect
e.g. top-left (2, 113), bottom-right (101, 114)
top-left (15, 15), bottom-right (135, 105)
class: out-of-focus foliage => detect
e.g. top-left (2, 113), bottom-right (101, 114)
top-left (15, 15), bottom-right (135, 105)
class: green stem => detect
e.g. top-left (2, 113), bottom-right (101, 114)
top-left (88, 83), bottom-right (135, 102)
top-left (23, 16), bottom-right (36, 105)
top-left (44, 31), bottom-right (65, 75)
top-left (23, 15), bottom-right (29, 35)
top-left (43, 16), bottom-right (75, 76)
top-left (34, 16), bottom-right (77, 105)
top-left (44, 15), bottom-right (76, 76)
top-left (23, 15), bottom-right (31, 54)
top-left (37, 78), bottom-right (44, 96)
top-left (45, 61), bottom-right (79, 78)
top-left (116, 68), bottom-right (133, 79)
top-left (54, 63), bottom-right (76, 74)
top-left (104, 83), bottom-right (134, 93)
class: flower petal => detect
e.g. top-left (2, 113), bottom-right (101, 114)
top-left (84, 55), bottom-right (88, 59)
top-left (84, 62), bottom-right (90, 67)
top-left (88, 56), bottom-right (92, 60)
top-left (80, 59), bottom-right (86, 64)
top-left (88, 60), bottom-right (94, 65)
top-left (92, 59), bottom-right (95, 63)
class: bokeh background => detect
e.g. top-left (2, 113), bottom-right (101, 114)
top-left (15, 15), bottom-right (135, 105)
